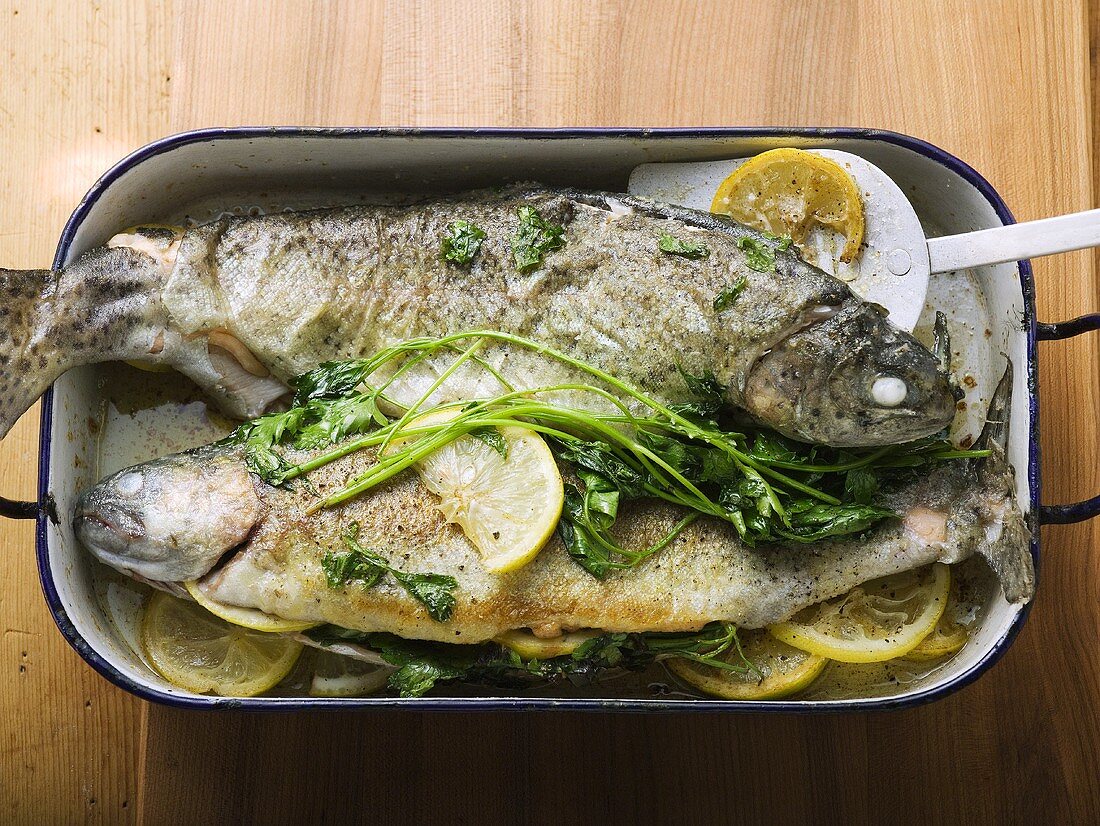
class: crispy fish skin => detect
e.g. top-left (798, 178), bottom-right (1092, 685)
top-left (1, 186), bottom-right (955, 447)
top-left (74, 435), bottom-right (1034, 645)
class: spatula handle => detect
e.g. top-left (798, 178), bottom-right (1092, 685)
top-left (927, 209), bottom-right (1100, 273)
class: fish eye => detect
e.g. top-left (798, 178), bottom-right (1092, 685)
top-left (115, 472), bottom-right (144, 497)
top-left (871, 376), bottom-right (908, 408)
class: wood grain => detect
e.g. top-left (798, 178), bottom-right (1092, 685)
top-left (0, 2), bottom-right (171, 821)
top-left (1, 1), bottom-right (1097, 822)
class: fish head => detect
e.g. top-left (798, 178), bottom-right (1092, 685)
top-left (73, 448), bottom-right (263, 583)
top-left (743, 303), bottom-right (957, 447)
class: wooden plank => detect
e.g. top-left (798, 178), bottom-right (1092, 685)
top-left (0, 0), bottom-right (1097, 822)
top-left (0, 2), bottom-right (173, 822)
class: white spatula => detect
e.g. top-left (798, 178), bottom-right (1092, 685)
top-left (629, 151), bottom-right (1100, 332)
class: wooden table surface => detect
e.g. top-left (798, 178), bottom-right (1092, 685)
top-left (1, 1), bottom-right (1098, 822)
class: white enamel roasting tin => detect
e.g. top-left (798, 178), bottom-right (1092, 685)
top-left (4, 127), bottom-right (1096, 711)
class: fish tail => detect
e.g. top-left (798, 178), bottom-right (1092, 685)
top-left (972, 361), bottom-right (1035, 602)
top-left (0, 266), bottom-right (65, 438)
top-left (0, 248), bottom-right (166, 439)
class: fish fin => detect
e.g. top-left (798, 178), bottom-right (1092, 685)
top-left (976, 360), bottom-right (1013, 452)
top-left (976, 486), bottom-right (1035, 604)
top-left (0, 247), bottom-right (166, 439)
top-left (970, 361), bottom-right (1035, 602)
top-left (0, 266), bottom-right (63, 438)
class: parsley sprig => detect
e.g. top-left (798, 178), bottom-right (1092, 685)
top-left (223, 329), bottom-right (986, 580)
top-left (320, 523), bottom-right (458, 622)
top-left (512, 206), bottom-right (565, 271)
top-left (658, 232), bottom-right (710, 259)
top-left (441, 220), bottom-right (486, 265)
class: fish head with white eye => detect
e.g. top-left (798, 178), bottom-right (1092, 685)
top-left (742, 302), bottom-right (958, 447)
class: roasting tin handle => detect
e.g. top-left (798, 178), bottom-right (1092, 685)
top-left (1037, 313), bottom-right (1100, 524)
top-left (0, 495), bottom-right (38, 520)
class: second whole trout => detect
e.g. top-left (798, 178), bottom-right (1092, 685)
top-left (0, 185), bottom-right (956, 446)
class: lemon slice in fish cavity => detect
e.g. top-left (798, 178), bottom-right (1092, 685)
top-left (391, 409), bottom-right (564, 573)
top-left (768, 563), bottom-right (950, 663)
top-left (141, 591), bottom-right (303, 697)
top-left (668, 628), bottom-right (827, 700)
top-left (711, 147), bottom-right (865, 264)
top-left (495, 628), bottom-right (600, 659)
top-left (184, 579), bottom-right (319, 633)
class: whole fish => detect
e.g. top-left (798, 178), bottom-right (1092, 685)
top-left (1, 186), bottom-right (955, 447)
top-left (73, 381), bottom-right (1033, 645)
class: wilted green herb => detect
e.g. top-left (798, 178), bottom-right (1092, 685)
top-left (713, 276), bottom-right (748, 312)
top-left (469, 426), bottom-right (508, 459)
top-left (658, 233), bottom-right (710, 259)
top-left (304, 621), bottom-right (753, 697)
top-left (512, 206), bottom-right (565, 272)
top-left (737, 236), bottom-right (776, 272)
top-left (761, 230), bottom-right (794, 251)
top-left (225, 408), bottom-right (307, 486)
top-left (441, 220), bottom-right (487, 266)
top-left (320, 523), bottom-right (458, 623)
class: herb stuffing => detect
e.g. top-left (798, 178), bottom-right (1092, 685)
top-left (440, 220), bottom-right (487, 265)
top-left (305, 620), bottom-right (755, 697)
top-left (512, 205), bottom-right (565, 272)
top-left (658, 233), bottom-right (710, 259)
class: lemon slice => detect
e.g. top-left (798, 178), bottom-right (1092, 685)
top-left (905, 573), bottom-right (972, 661)
top-left (390, 409), bottom-right (564, 573)
top-left (309, 650), bottom-right (392, 697)
top-left (668, 628), bottom-right (827, 700)
top-left (711, 147), bottom-right (865, 263)
top-left (184, 579), bottom-right (319, 633)
top-left (141, 591), bottom-right (302, 696)
top-left (768, 563), bottom-right (951, 663)
top-left (495, 628), bottom-right (600, 659)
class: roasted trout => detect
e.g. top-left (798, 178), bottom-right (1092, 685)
top-left (74, 380), bottom-right (1033, 646)
top-left (1, 186), bottom-right (955, 447)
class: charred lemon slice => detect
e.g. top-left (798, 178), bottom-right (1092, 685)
top-left (389, 409), bottom-right (564, 574)
top-left (184, 580), bottom-right (319, 633)
top-left (141, 591), bottom-right (302, 697)
top-left (768, 563), bottom-right (950, 663)
top-left (668, 628), bottom-right (827, 699)
top-left (495, 629), bottom-right (600, 659)
top-left (711, 148), bottom-right (864, 263)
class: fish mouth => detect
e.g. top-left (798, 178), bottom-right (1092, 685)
top-left (74, 496), bottom-right (147, 547)
top-left (73, 501), bottom-right (156, 579)
top-left (73, 452), bottom-right (266, 584)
